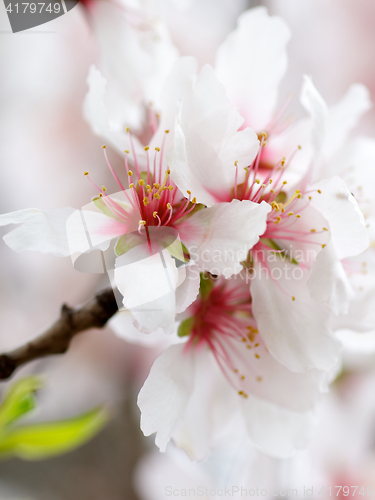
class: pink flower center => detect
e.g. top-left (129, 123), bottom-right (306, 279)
top-left (184, 275), bottom-right (263, 397)
top-left (84, 130), bottom-right (197, 249)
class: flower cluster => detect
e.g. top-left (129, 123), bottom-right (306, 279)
top-left (1, 5), bottom-right (374, 460)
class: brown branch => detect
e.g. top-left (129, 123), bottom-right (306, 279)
top-left (0, 288), bottom-right (118, 380)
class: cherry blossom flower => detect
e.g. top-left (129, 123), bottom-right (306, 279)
top-left (0, 127), bottom-right (269, 336)
top-left (168, 61), bottom-right (368, 374)
top-left (138, 272), bottom-right (326, 458)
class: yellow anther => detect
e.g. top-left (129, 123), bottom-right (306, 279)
top-left (192, 197), bottom-right (197, 204)
top-left (323, 227), bottom-right (328, 231)
top-left (146, 184), bottom-right (151, 190)
top-left (270, 189), bottom-right (275, 194)
top-left (296, 190), bottom-right (301, 194)
top-left (187, 190), bottom-right (191, 195)
top-left (255, 354), bottom-right (260, 359)
top-left (308, 196), bottom-right (312, 200)
top-left (310, 229), bottom-right (316, 233)
top-left (128, 170), bottom-right (133, 176)
top-left (262, 184), bottom-right (266, 189)
top-left (241, 375), bottom-right (245, 380)
top-left (165, 129), bottom-right (170, 134)
top-left (261, 132), bottom-right (268, 139)
top-left (274, 216), bottom-right (281, 224)
top-left (144, 146), bottom-right (150, 151)
top-left (99, 193), bottom-right (103, 197)
top-left (297, 194), bottom-right (302, 199)
top-left (102, 186), bottom-right (106, 192)
top-left (288, 211), bottom-right (294, 216)
top-left (296, 214), bottom-right (301, 218)
top-left (281, 159), bottom-right (285, 166)
top-left (126, 127), bottom-right (130, 132)
top-left (167, 203), bottom-right (172, 210)
top-left (254, 343), bottom-right (259, 347)
top-left (102, 145), bottom-right (106, 149)
top-left (255, 179), bottom-right (260, 184)
top-left (317, 189), bottom-right (322, 194)
top-left (129, 183), bottom-right (134, 189)
top-left (281, 208), bottom-right (285, 213)
top-left (153, 183), bottom-right (160, 189)
top-left (283, 181), bottom-right (287, 185)
top-left (143, 197), bottom-right (148, 204)
top-left (234, 161), bottom-right (238, 167)
top-left (84, 171), bottom-right (89, 176)
top-left (269, 179), bottom-right (273, 184)
top-left (124, 150), bottom-right (130, 154)
top-left (139, 220), bottom-right (146, 226)
top-left (256, 376), bottom-right (262, 382)
top-left (298, 145), bottom-right (302, 149)
top-left (155, 147), bottom-right (161, 152)
top-left (154, 193), bottom-right (161, 200)
top-left (138, 179), bottom-right (144, 186)
top-left (322, 244), bottom-right (326, 248)
top-left (153, 211), bottom-right (158, 218)
top-left (169, 185), bottom-right (174, 191)
top-left (247, 345), bottom-right (252, 349)
top-left (234, 369), bottom-right (239, 373)
top-left (242, 337), bottom-right (247, 342)
top-left (292, 296), bottom-right (295, 301)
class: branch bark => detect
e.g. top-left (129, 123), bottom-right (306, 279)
top-left (0, 288), bottom-right (118, 380)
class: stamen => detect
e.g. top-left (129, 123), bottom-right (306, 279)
top-left (127, 128), bottom-right (140, 179)
top-left (102, 146), bottom-right (126, 191)
top-left (234, 161), bottom-right (238, 199)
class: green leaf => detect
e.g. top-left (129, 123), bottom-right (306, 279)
top-left (177, 317), bottom-right (195, 338)
top-left (0, 407), bottom-right (108, 461)
top-left (163, 238), bottom-right (189, 263)
top-left (199, 273), bottom-right (215, 299)
top-left (115, 233), bottom-right (144, 256)
top-left (0, 377), bottom-right (43, 429)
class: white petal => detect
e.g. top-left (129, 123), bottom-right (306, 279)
top-left (241, 395), bottom-right (316, 458)
top-left (300, 75), bottom-right (328, 158)
top-left (169, 65), bottom-right (259, 207)
top-left (221, 334), bottom-right (324, 413)
top-left (331, 271), bottom-right (375, 334)
top-left (109, 310), bottom-right (176, 348)
top-left (309, 176), bottom-right (369, 260)
top-left (308, 241), bottom-right (354, 315)
top-left (83, 66), bottom-right (131, 154)
top-left (251, 259), bottom-right (341, 372)
top-left (114, 244), bottom-right (179, 334)
top-left (0, 207), bottom-right (75, 257)
top-left (178, 200), bottom-right (271, 278)
top-left (172, 348), bottom-right (240, 461)
top-left (325, 84), bottom-right (371, 159)
top-left (215, 7), bottom-right (291, 131)
top-left (138, 343), bottom-right (195, 452)
top-left (175, 264), bottom-right (200, 314)
top-left (156, 56), bottom-right (198, 137)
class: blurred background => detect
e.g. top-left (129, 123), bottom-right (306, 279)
top-left (1, 0), bottom-right (375, 498)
